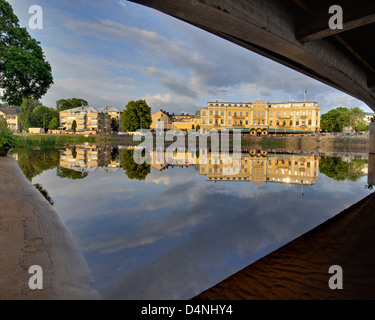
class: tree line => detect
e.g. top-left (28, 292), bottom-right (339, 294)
top-left (12, 97), bottom-right (152, 133)
top-left (320, 106), bottom-right (371, 133)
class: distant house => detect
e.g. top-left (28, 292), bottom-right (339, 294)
top-left (59, 106), bottom-right (111, 135)
top-left (0, 105), bottom-right (22, 133)
top-left (28, 127), bottom-right (45, 134)
top-left (151, 110), bottom-right (173, 130)
top-left (98, 106), bottom-right (122, 131)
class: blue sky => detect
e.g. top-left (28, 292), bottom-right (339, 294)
top-left (7, 0), bottom-right (373, 115)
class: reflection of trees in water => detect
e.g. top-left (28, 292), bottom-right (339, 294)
top-left (56, 167), bottom-right (88, 180)
top-left (111, 146), bottom-right (119, 161)
top-left (33, 183), bottom-right (54, 206)
top-left (120, 149), bottom-right (150, 180)
top-left (319, 157), bottom-right (367, 182)
top-left (14, 147), bottom-right (60, 181)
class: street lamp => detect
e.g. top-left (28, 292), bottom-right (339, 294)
top-left (43, 114), bottom-right (46, 133)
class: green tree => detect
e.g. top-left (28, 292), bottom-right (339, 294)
top-left (49, 117), bottom-right (60, 130)
top-left (30, 105), bottom-right (58, 130)
top-left (56, 98), bottom-right (88, 112)
top-left (111, 118), bottom-right (119, 132)
top-left (195, 124), bottom-right (200, 132)
top-left (18, 98), bottom-right (42, 131)
top-left (320, 107), bottom-right (348, 132)
top-left (71, 120), bottom-right (77, 133)
top-left (0, 117), bottom-right (16, 156)
top-left (0, 0), bottom-right (53, 106)
top-left (120, 149), bottom-right (150, 180)
top-left (121, 100), bottom-right (151, 131)
top-left (320, 106), bottom-right (367, 132)
top-left (355, 122), bottom-right (369, 132)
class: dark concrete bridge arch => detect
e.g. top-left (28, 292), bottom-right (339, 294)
top-left (129, 0), bottom-right (375, 111)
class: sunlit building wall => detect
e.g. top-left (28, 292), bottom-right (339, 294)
top-left (59, 106), bottom-right (111, 135)
top-left (198, 99), bottom-right (320, 134)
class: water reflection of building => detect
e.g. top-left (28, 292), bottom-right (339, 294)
top-left (200, 151), bottom-right (319, 186)
top-left (59, 144), bottom-right (118, 172)
top-left (149, 149), bottom-right (319, 186)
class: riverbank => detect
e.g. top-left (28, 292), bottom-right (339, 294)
top-left (15, 133), bottom-right (370, 154)
top-left (0, 155), bottom-right (99, 299)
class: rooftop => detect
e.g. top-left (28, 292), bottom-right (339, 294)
top-left (0, 105), bottom-right (20, 115)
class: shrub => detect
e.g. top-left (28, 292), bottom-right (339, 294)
top-left (0, 118), bottom-right (17, 156)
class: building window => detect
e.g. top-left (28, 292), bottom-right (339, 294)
top-left (270, 120), bottom-right (273, 126)
top-left (270, 112), bottom-right (273, 117)
top-left (276, 120), bottom-right (279, 125)
top-left (221, 119), bottom-right (224, 124)
top-left (253, 111), bottom-right (256, 116)
top-left (234, 112), bottom-right (237, 117)
top-left (210, 111), bottom-right (213, 115)
top-left (221, 111), bottom-right (224, 116)
top-left (296, 121), bottom-right (299, 125)
top-left (246, 112), bottom-right (248, 117)
top-left (215, 111), bottom-right (218, 116)
top-left (308, 120), bottom-right (312, 125)
top-left (258, 112), bottom-right (261, 117)
top-left (253, 120), bottom-right (256, 125)
top-left (240, 112), bottom-right (243, 116)
top-left (290, 120), bottom-right (293, 126)
top-left (228, 111), bottom-right (232, 116)
top-left (276, 112), bottom-right (280, 116)
top-left (210, 119), bottom-right (213, 124)
top-left (228, 120), bottom-right (231, 125)
top-left (297, 111), bottom-right (299, 115)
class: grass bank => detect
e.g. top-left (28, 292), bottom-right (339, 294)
top-left (15, 134), bottom-right (113, 147)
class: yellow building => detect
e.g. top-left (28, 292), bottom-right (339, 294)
top-left (150, 110), bottom-right (173, 130)
top-left (0, 105), bottom-right (22, 133)
top-left (198, 100), bottom-right (320, 135)
top-left (98, 106), bottom-right (122, 131)
top-left (150, 110), bottom-right (195, 131)
top-left (171, 114), bottom-right (195, 130)
top-left (59, 106), bottom-right (111, 135)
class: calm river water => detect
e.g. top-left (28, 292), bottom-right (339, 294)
top-left (11, 143), bottom-right (372, 299)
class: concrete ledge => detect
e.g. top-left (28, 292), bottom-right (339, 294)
top-left (0, 156), bottom-right (99, 300)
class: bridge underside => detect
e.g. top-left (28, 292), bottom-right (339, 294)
top-left (129, 0), bottom-right (375, 111)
